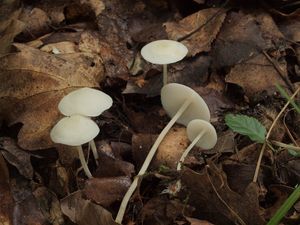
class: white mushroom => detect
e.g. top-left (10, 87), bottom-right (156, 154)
top-left (141, 40), bottom-right (188, 86)
top-left (177, 119), bottom-right (217, 171)
top-left (58, 87), bottom-right (113, 163)
top-left (115, 83), bottom-right (210, 224)
top-left (50, 115), bottom-right (99, 178)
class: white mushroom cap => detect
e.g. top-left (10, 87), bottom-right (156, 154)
top-left (161, 83), bottom-right (210, 126)
top-left (141, 40), bottom-right (188, 65)
top-left (58, 87), bottom-right (113, 117)
top-left (187, 119), bottom-right (217, 150)
top-left (50, 115), bottom-right (99, 146)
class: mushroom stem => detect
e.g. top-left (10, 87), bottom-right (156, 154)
top-left (163, 64), bottom-right (168, 86)
top-left (115, 97), bottom-right (192, 224)
top-left (177, 130), bottom-right (206, 171)
top-left (76, 146), bottom-right (93, 178)
top-left (89, 140), bottom-right (99, 166)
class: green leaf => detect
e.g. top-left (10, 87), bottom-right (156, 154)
top-left (276, 84), bottom-right (300, 114)
top-left (288, 149), bottom-right (300, 157)
top-left (225, 114), bottom-right (266, 143)
top-left (267, 185), bottom-right (300, 225)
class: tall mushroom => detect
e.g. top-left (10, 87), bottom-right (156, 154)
top-left (141, 40), bottom-right (188, 86)
top-left (177, 119), bottom-right (217, 171)
top-left (115, 83), bottom-right (210, 224)
top-left (50, 115), bottom-right (99, 178)
top-left (58, 87), bottom-right (113, 162)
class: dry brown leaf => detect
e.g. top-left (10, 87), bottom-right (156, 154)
top-left (19, 7), bottom-right (51, 40)
top-left (80, 0), bottom-right (105, 16)
top-left (0, 43), bottom-right (104, 150)
top-left (154, 127), bottom-right (189, 169)
top-left (94, 152), bottom-right (135, 178)
top-left (213, 11), bottom-right (284, 68)
top-left (0, 137), bottom-right (33, 179)
top-left (0, 154), bottom-right (14, 225)
top-left (0, 18), bottom-right (25, 54)
top-left (40, 41), bottom-right (78, 54)
top-left (11, 178), bottom-right (48, 225)
top-left (141, 196), bottom-right (193, 225)
top-left (83, 177), bottom-right (131, 207)
top-left (225, 53), bottom-right (287, 98)
top-left (164, 8), bottom-right (226, 56)
top-left (61, 191), bottom-right (118, 225)
top-left (182, 162), bottom-right (265, 225)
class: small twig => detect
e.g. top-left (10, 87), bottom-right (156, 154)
top-left (177, 0), bottom-right (230, 42)
top-left (206, 166), bottom-right (247, 225)
top-left (253, 86), bottom-right (300, 183)
top-left (262, 50), bottom-right (295, 92)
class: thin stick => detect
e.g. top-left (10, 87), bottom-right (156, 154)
top-left (89, 140), bottom-right (99, 166)
top-left (253, 86), bottom-right (300, 183)
top-left (163, 64), bottom-right (168, 86)
top-left (76, 146), bottom-right (93, 178)
top-left (115, 98), bottom-right (192, 224)
top-left (177, 130), bottom-right (205, 171)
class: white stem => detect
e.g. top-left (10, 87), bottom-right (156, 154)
top-left (115, 97), bottom-right (192, 224)
top-left (89, 140), bottom-right (99, 166)
top-left (163, 64), bottom-right (168, 86)
top-left (76, 146), bottom-right (93, 178)
top-left (177, 130), bottom-right (206, 171)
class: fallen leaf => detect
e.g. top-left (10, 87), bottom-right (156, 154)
top-left (208, 130), bottom-right (235, 154)
top-left (11, 178), bottom-right (48, 225)
top-left (225, 53), bottom-right (287, 98)
top-left (164, 8), bottom-right (226, 56)
top-left (0, 137), bottom-right (33, 179)
top-left (0, 18), bottom-right (25, 54)
top-left (0, 43), bottom-right (104, 150)
top-left (212, 11), bottom-right (283, 68)
top-left (61, 191), bottom-right (118, 225)
top-left (79, 0), bottom-right (105, 17)
top-left (140, 196), bottom-right (193, 225)
top-left (0, 154), bottom-right (14, 225)
top-left (33, 186), bottom-right (64, 225)
top-left (181, 162), bottom-right (265, 225)
top-left (19, 7), bottom-right (51, 40)
top-left (94, 152), bottom-right (135, 178)
top-left (83, 177), bottom-right (131, 207)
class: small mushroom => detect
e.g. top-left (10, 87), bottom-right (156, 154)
top-left (177, 119), bottom-right (217, 171)
top-left (50, 115), bottom-right (99, 178)
top-left (115, 83), bottom-right (210, 224)
top-left (141, 40), bottom-right (188, 86)
top-left (58, 87), bottom-right (113, 163)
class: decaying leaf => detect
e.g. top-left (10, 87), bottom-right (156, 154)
top-left (164, 8), bottom-right (226, 56)
top-left (226, 53), bottom-right (288, 98)
top-left (0, 137), bottom-right (33, 179)
top-left (61, 191), bottom-right (118, 225)
top-left (181, 162), bottom-right (265, 225)
top-left (11, 178), bottom-right (48, 225)
top-left (213, 11), bottom-right (284, 68)
top-left (83, 177), bottom-right (131, 207)
top-left (140, 196), bottom-right (193, 225)
top-left (0, 43), bottom-right (104, 150)
top-left (0, 154), bottom-right (14, 225)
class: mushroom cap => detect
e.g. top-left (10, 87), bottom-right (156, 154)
top-left (187, 119), bottom-right (217, 150)
top-left (58, 87), bottom-right (113, 117)
top-left (141, 40), bottom-right (188, 65)
top-left (50, 115), bottom-right (99, 146)
top-left (161, 83), bottom-right (210, 126)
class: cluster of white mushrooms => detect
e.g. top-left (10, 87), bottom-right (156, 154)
top-left (49, 40), bottom-right (218, 224)
top-left (50, 87), bottom-right (113, 178)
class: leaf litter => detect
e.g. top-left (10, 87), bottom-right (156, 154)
top-left (0, 0), bottom-right (300, 225)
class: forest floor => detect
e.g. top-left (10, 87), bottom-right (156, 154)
top-left (0, 0), bottom-right (300, 225)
